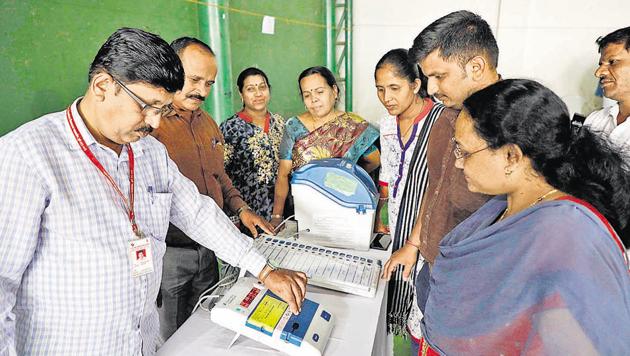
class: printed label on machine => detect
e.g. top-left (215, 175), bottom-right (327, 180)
top-left (246, 291), bottom-right (288, 336)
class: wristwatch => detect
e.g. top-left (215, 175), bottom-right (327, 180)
top-left (260, 260), bottom-right (279, 283)
top-left (267, 259), bottom-right (279, 271)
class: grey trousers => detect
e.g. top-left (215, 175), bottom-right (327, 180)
top-left (158, 245), bottom-right (219, 341)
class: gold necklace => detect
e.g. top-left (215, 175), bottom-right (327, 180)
top-left (499, 188), bottom-right (559, 221)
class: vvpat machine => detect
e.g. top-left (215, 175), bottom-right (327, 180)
top-left (290, 158), bottom-right (378, 250)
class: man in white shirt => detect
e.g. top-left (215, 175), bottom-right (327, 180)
top-left (0, 27), bottom-right (306, 356)
top-left (585, 26), bottom-right (630, 149)
top-left (585, 26), bottom-right (630, 253)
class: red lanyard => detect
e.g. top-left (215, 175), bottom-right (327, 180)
top-left (65, 106), bottom-right (140, 236)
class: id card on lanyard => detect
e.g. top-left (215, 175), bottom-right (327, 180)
top-left (66, 106), bottom-right (154, 277)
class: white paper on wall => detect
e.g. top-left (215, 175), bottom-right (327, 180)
top-left (262, 16), bottom-right (275, 35)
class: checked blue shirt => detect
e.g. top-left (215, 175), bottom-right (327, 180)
top-left (0, 99), bottom-right (266, 355)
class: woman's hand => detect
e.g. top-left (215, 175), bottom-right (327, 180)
top-left (381, 244), bottom-right (418, 281)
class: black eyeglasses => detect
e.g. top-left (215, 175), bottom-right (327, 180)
top-left (452, 137), bottom-right (489, 160)
top-left (112, 77), bottom-right (173, 117)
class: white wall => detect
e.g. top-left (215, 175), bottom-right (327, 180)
top-left (352, 0), bottom-right (630, 126)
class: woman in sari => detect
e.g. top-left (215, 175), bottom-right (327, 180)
top-left (271, 66), bottom-right (380, 227)
top-left (374, 49), bottom-right (457, 353)
top-left (221, 67), bottom-right (284, 220)
top-left (414, 79), bottom-right (630, 355)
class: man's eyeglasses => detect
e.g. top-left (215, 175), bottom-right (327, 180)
top-left (452, 137), bottom-right (489, 160)
top-left (112, 77), bottom-right (173, 117)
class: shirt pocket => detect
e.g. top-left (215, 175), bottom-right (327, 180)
top-left (144, 192), bottom-right (173, 240)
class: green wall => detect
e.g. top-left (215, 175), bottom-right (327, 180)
top-left (226, 0), bottom-right (325, 121)
top-left (0, 0), bottom-right (326, 135)
top-left (0, 0), bottom-right (199, 135)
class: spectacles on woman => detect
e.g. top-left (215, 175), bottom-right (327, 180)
top-left (452, 137), bottom-right (489, 160)
top-left (112, 77), bottom-right (173, 117)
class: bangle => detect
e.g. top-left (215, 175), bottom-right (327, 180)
top-left (378, 197), bottom-right (388, 201)
top-left (271, 214), bottom-right (282, 219)
top-left (237, 205), bottom-right (251, 215)
top-left (405, 240), bottom-right (421, 251)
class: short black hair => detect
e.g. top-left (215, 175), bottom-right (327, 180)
top-left (88, 28), bottom-right (184, 93)
top-left (375, 48), bottom-right (428, 98)
top-left (297, 66), bottom-right (338, 97)
top-left (409, 10), bottom-right (499, 69)
top-left (596, 26), bottom-right (630, 53)
top-left (237, 67), bottom-right (271, 93)
top-left (170, 36), bottom-right (215, 56)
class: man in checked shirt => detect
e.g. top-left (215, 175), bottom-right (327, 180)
top-left (0, 27), bottom-right (306, 356)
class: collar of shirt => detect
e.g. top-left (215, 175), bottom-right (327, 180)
top-left (607, 103), bottom-right (621, 126)
top-left (168, 104), bottom-right (202, 122)
top-left (237, 110), bottom-right (271, 133)
top-left (63, 97), bottom-right (145, 161)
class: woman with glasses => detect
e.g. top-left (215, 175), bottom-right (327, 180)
top-left (270, 66), bottom-right (380, 228)
top-left (416, 79), bottom-right (630, 355)
top-left (220, 67), bottom-right (284, 221)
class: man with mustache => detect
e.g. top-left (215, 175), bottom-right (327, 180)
top-left (0, 28), bottom-right (306, 356)
top-left (586, 27), bottom-right (630, 151)
top-left (584, 26), bottom-right (630, 242)
top-left (150, 37), bottom-right (275, 341)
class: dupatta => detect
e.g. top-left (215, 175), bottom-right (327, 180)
top-left (291, 112), bottom-right (378, 170)
top-left (418, 196), bottom-right (630, 355)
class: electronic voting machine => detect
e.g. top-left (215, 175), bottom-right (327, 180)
top-left (210, 277), bottom-right (334, 356)
top-left (291, 158), bottom-right (378, 250)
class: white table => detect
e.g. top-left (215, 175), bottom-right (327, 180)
top-left (157, 241), bottom-right (391, 356)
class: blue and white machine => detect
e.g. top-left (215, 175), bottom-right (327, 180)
top-left (291, 158), bottom-right (378, 251)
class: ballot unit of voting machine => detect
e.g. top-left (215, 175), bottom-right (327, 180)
top-left (254, 236), bottom-right (381, 298)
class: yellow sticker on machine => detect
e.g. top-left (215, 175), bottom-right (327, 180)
top-left (246, 293), bottom-right (288, 336)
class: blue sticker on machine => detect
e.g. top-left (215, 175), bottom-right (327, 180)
top-left (280, 299), bottom-right (319, 347)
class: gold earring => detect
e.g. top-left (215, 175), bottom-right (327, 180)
top-left (505, 167), bottom-right (513, 176)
